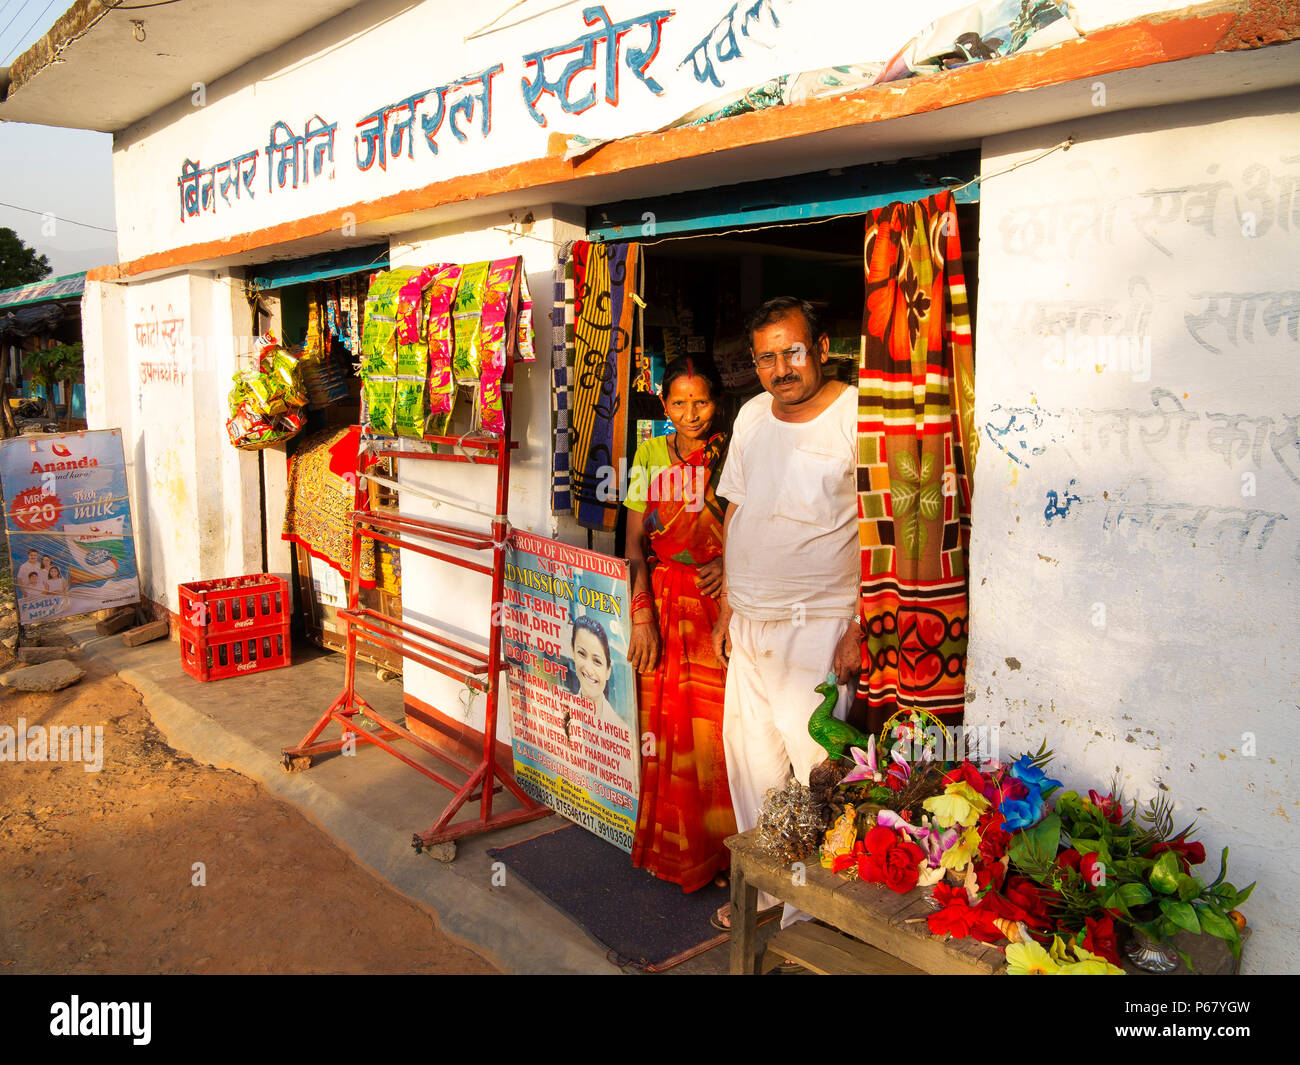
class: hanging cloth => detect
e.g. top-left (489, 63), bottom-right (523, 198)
top-left (282, 426), bottom-right (376, 587)
top-left (856, 190), bottom-right (976, 723)
top-left (567, 240), bottom-right (640, 531)
top-left (551, 245), bottom-right (574, 513)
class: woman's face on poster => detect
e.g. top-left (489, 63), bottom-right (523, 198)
top-left (572, 628), bottom-right (611, 704)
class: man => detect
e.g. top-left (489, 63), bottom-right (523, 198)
top-left (16, 549), bottom-right (44, 598)
top-left (711, 296), bottom-right (862, 929)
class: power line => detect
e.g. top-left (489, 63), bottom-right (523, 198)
top-left (0, 0), bottom-right (37, 47)
top-left (0, 200), bottom-right (117, 234)
top-left (3, 0), bottom-right (59, 65)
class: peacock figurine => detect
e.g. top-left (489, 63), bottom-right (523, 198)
top-left (807, 672), bottom-right (875, 761)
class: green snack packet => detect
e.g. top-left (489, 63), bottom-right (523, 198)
top-left (395, 379), bottom-right (426, 439)
top-left (365, 378), bottom-right (396, 436)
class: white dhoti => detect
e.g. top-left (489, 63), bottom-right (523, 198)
top-left (722, 612), bottom-right (850, 926)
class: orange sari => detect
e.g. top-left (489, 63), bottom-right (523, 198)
top-left (632, 435), bottom-right (737, 892)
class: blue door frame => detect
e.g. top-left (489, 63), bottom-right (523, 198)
top-left (586, 151), bottom-right (979, 241)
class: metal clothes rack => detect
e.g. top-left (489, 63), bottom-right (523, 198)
top-left (281, 358), bottom-right (549, 859)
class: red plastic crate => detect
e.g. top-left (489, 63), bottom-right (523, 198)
top-left (178, 574), bottom-right (288, 636)
top-left (178, 574), bottom-right (292, 682)
top-left (180, 623), bottom-right (291, 682)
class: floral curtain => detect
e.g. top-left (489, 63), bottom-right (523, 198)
top-left (856, 190), bottom-right (977, 724)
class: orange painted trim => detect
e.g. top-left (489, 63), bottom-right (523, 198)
top-left (86, 0), bottom-right (1297, 284)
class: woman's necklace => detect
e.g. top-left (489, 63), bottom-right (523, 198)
top-left (669, 433), bottom-right (681, 464)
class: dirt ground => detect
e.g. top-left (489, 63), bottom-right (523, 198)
top-left (0, 626), bottom-right (498, 975)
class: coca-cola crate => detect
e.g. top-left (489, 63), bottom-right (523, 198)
top-left (178, 574), bottom-right (288, 636)
top-left (180, 622), bottom-right (291, 683)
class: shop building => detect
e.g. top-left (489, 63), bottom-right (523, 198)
top-left (1, 0), bottom-right (1297, 971)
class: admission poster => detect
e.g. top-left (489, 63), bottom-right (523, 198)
top-left (0, 430), bottom-right (140, 625)
top-left (504, 531), bottom-right (639, 852)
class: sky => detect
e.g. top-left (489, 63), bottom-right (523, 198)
top-left (0, 0), bottom-right (117, 279)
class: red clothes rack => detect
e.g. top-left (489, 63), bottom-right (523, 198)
top-left (281, 361), bottom-right (550, 859)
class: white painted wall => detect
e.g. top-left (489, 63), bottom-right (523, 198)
top-left (83, 271), bottom-right (261, 612)
top-left (109, 0), bottom-right (1174, 261)
top-left (969, 87), bottom-right (1300, 974)
top-left (390, 205), bottom-right (603, 742)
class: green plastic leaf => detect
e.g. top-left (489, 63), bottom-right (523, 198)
top-left (1074, 839), bottom-right (1102, 855)
top-left (1212, 882), bottom-right (1237, 909)
top-left (1234, 881), bottom-right (1255, 907)
top-left (1160, 900), bottom-right (1201, 934)
top-left (1150, 850), bottom-right (1181, 895)
top-left (1209, 845), bottom-right (1229, 888)
top-left (1196, 906), bottom-right (1242, 959)
top-left (1176, 875), bottom-right (1203, 903)
top-left (1116, 881), bottom-right (1152, 907)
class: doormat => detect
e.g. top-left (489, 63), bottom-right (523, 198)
top-left (487, 824), bottom-right (767, 972)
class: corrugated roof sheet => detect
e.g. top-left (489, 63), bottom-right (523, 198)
top-left (0, 272), bottom-right (86, 309)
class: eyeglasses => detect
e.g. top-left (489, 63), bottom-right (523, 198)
top-left (752, 344), bottom-right (809, 371)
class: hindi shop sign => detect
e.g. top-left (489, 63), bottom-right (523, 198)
top-left (0, 431), bottom-right (140, 625)
top-left (504, 531), bottom-right (639, 852)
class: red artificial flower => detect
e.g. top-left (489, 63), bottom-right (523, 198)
top-left (857, 825), bottom-right (925, 894)
top-left (977, 812), bottom-right (1011, 864)
top-left (942, 760), bottom-right (986, 793)
top-left (883, 839), bottom-right (926, 893)
top-left (931, 882), bottom-right (965, 907)
top-left (1056, 848), bottom-right (1082, 871)
top-left (1080, 852), bottom-right (1107, 889)
top-left (988, 875), bottom-right (1052, 932)
top-left (974, 859), bottom-right (1007, 894)
top-left (1088, 789), bottom-right (1125, 825)
top-left (927, 882), bottom-right (1005, 941)
top-left (1082, 914), bottom-right (1122, 967)
top-left (1148, 832), bottom-right (1207, 872)
top-left (1000, 776), bottom-right (1030, 803)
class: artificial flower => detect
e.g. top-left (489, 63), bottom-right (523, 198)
top-left (988, 876), bottom-right (1053, 931)
top-left (940, 826), bottom-right (981, 873)
top-left (885, 747), bottom-right (911, 792)
top-left (974, 858), bottom-right (1007, 894)
top-left (858, 825), bottom-right (926, 893)
top-left (1010, 755), bottom-right (1063, 793)
top-left (1080, 852), bottom-right (1107, 889)
top-left (1058, 941), bottom-right (1125, 975)
top-left (839, 737), bottom-right (881, 784)
top-left (999, 792), bottom-right (1044, 831)
top-left (942, 760), bottom-right (985, 792)
top-left (1056, 848), bottom-right (1082, 871)
top-left (1148, 832), bottom-right (1207, 871)
top-left (1087, 789), bottom-right (1125, 825)
top-left (1081, 915), bottom-right (1122, 967)
top-left (924, 781), bottom-right (990, 828)
top-left (1005, 939), bottom-right (1059, 975)
top-left (976, 812), bottom-right (1011, 864)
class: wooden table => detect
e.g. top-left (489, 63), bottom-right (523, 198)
top-left (726, 829), bottom-right (1005, 975)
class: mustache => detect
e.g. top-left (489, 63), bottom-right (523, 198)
top-left (772, 373), bottom-right (800, 386)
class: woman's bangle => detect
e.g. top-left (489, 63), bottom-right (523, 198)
top-left (631, 591), bottom-right (653, 615)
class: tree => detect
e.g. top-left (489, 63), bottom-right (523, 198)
top-left (22, 342), bottom-right (82, 428)
top-left (0, 227), bottom-right (51, 289)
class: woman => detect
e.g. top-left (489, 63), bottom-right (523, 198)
top-left (42, 564), bottom-right (68, 594)
top-left (566, 615), bottom-right (626, 737)
top-left (624, 355), bottom-right (737, 893)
